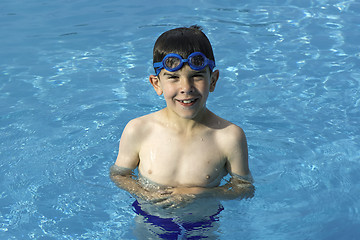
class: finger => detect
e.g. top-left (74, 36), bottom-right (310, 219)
top-left (160, 191), bottom-right (173, 195)
top-left (147, 195), bottom-right (170, 204)
top-left (154, 198), bottom-right (174, 208)
top-left (157, 196), bottom-right (186, 209)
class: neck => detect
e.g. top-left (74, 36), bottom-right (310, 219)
top-left (162, 107), bottom-right (210, 134)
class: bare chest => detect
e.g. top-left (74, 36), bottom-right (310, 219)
top-left (138, 132), bottom-right (227, 187)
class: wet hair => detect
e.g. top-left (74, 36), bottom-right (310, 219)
top-left (153, 25), bottom-right (215, 72)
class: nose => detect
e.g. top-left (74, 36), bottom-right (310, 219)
top-left (180, 78), bottom-right (194, 94)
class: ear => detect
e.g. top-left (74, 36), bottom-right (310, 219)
top-left (209, 70), bottom-right (219, 92)
top-left (149, 75), bottom-right (163, 96)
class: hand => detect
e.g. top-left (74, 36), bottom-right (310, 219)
top-left (145, 187), bottom-right (205, 209)
top-left (155, 193), bottom-right (196, 209)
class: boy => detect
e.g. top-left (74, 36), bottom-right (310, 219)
top-left (110, 25), bottom-right (254, 208)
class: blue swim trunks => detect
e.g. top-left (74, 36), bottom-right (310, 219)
top-left (132, 200), bottom-right (224, 239)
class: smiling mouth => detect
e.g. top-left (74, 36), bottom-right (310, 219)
top-left (177, 98), bottom-right (198, 106)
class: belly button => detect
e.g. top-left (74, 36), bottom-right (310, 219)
top-left (148, 169), bottom-right (152, 174)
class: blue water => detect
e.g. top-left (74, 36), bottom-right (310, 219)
top-left (1, 0), bottom-right (359, 239)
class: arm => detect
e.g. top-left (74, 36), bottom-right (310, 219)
top-left (110, 165), bottom-right (171, 202)
top-left (196, 173), bottom-right (254, 200)
top-left (110, 120), bottom-right (173, 203)
top-left (110, 165), bottom-right (145, 198)
top-left (218, 125), bottom-right (255, 199)
top-left (110, 120), bottom-right (147, 198)
top-left (167, 174), bottom-right (254, 200)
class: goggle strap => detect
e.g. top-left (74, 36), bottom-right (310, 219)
top-left (153, 62), bottom-right (162, 68)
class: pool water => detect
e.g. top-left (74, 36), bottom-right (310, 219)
top-left (1, 0), bottom-right (359, 239)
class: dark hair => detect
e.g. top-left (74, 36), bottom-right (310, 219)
top-left (153, 25), bottom-right (215, 71)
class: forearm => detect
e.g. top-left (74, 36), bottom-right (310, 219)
top-left (192, 178), bottom-right (255, 200)
top-left (109, 165), bottom-right (148, 199)
top-left (110, 173), bottom-right (144, 197)
top-left (212, 181), bottom-right (254, 200)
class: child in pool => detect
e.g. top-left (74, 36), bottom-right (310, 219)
top-left (110, 25), bottom-right (254, 208)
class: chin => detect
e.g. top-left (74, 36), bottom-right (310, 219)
top-left (179, 111), bottom-right (201, 120)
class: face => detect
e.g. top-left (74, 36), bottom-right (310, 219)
top-left (150, 65), bottom-right (219, 120)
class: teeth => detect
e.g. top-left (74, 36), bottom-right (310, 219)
top-left (182, 100), bottom-right (194, 104)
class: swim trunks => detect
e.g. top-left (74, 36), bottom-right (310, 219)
top-left (132, 200), bottom-right (224, 239)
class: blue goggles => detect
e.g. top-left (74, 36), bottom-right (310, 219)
top-left (153, 52), bottom-right (215, 76)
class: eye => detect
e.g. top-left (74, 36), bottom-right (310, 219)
top-left (192, 73), bottom-right (206, 80)
top-left (166, 75), bottom-right (179, 81)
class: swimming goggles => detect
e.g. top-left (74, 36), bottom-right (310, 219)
top-left (153, 52), bottom-right (215, 76)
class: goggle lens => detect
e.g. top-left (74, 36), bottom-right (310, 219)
top-left (154, 52), bottom-right (215, 75)
top-left (164, 57), bottom-right (181, 69)
top-left (189, 54), bottom-right (205, 68)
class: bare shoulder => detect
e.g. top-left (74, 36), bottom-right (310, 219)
top-left (114, 111), bottom-right (161, 168)
top-left (207, 112), bottom-right (246, 146)
top-left (223, 122), bottom-right (246, 143)
top-left (118, 111), bottom-right (163, 153)
top-left (217, 123), bottom-right (247, 154)
top-left (209, 114), bottom-right (250, 176)
top-left (122, 111), bottom-right (160, 138)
